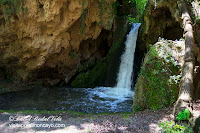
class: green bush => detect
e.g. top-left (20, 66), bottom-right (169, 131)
top-left (130, 0), bottom-right (149, 22)
top-left (159, 121), bottom-right (193, 133)
top-left (0, 0), bottom-right (25, 21)
top-left (135, 0), bottom-right (149, 15)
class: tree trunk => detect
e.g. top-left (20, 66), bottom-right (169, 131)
top-left (173, 0), bottom-right (194, 119)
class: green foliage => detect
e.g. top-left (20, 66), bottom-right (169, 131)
top-left (71, 59), bottom-right (107, 88)
top-left (193, 117), bottom-right (200, 133)
top-left (0, 109), bottom-right (134, 116)
top-left (98, 0), bottom-right (114, 30)
top-left (107, 3), bottom-right (113, 30)
top-left (112, 2), bottom-right (120, 16)
top-left (128, 15), bottom-right (139, 23)
top-left (80, 0), bottom-right (87, 35)
top-left (77, 61), bottom-right (96, 73)
top-left (69, 50), bottom-right (75, 59)
top-left (0, 109), bottom-right (88, 115)
top-left (98, 0), bottom-right (105, 27)
top-left (177, 109), bottom-right (190, 121)
top-left (126, 0), bottom-right (149, 22)
top-left (118, 0), bottom-right (148, 23)
top-left (159, 121), bottom-right (193, 133)
top-left (135, 0), bottom-right (149, 15)
top-left (0, 0), bottom-right (25, 21)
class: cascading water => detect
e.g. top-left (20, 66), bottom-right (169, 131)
top-left (104, 23), bottom-right (141, 98)
top-left (0, 23), bottom-right (141, 113)
top-left (116, 23), bottom-right (141, 88)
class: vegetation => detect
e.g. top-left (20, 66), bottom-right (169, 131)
top-left (98, 0), bottom-right (105, 27)
top-left (135, 0), bottom-right (149, 15)
top-left (177, 109), bottom-right (190, 121)
top-left (0, 109), bottom-right (133, 115)
top-left (80, 0), bottom-right (115, 34)
top-left (0, 0), bottom-right (25, 21)
top-left (71, 18), bottom-right (128, 88)
top-left (69, 50), bottom-right (75, 59)
top-left (71, 59), bottom-right (107, 88)
top-left (97, 0), bottom-right (114, 30)
top-left (193, 117), bottom-right (200, 133)
top-left (80, 0), bottom-right (87, 34)
top-left (159, 121), bottom-right (193, 133)
top-left (124, 0), bottom-right (149, 22)
top-left (0, 109), bottom-right (91, 115)
top-left (133, 40), bottom-right (183, 110)
top-left (0, 0), bottom-right (199, 132)
top-left (80, 0), bottom-right (148, 33)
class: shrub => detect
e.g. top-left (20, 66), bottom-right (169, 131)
top-left (177, 109), bottom-right (190, 121)
top-left (0, 0), bottom-right (25, 21)
top-left (159, 121), bottom-right (193, 133)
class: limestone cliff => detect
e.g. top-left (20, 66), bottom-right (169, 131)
top-left (0, 0), bottom-right (116, 84)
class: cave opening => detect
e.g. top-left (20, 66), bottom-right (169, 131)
top-left (163, 22), bottom-right (183, 40)
top-left (159, 7), bottom-right (183, 40)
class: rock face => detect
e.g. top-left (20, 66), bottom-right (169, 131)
top-left (133, 39), bottom-right (185, 110)
top-left (142, 0), bottom-right (183, 45)
top-left (0, 0), bottom-right (116, 83)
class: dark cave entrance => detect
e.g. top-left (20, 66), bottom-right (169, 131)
top-left (163, 22), bottom-right (183, 40)
top-left (159, 7), bottom-right (183, 40)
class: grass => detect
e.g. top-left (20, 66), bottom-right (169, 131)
top-left (0, 109), bottom-right (136, 116)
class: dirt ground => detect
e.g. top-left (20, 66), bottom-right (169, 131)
top-left (0, 102), bottom-right (199, 133)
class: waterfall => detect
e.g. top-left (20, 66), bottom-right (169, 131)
top-left (104, 23), bottom-right (141, 98)
top-left (116, 23), bottom-right (141, 88)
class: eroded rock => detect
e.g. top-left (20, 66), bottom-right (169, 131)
top-left (0, 0), bottom-right (116, 83)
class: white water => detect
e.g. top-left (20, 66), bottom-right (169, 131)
top-left (116, 23), bottom-right (141, 88)
top-left (104, 23), bottom-right (141, 98)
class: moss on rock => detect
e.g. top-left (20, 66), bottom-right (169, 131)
top-left (71, 59), bottom-right (107, 88)
top-left (133, 39), bottom-right (185, 111)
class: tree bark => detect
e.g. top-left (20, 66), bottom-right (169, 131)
top-left (174, 0), bottom-right (194, 119)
